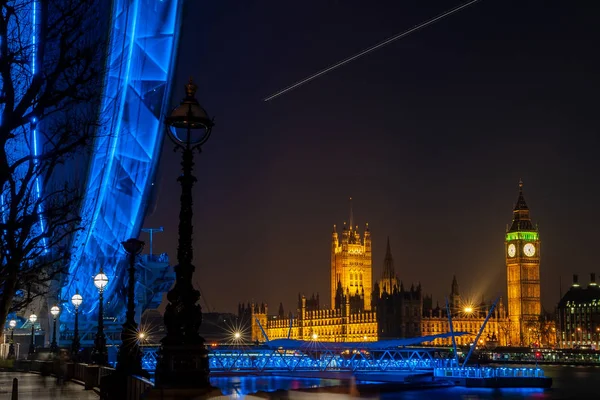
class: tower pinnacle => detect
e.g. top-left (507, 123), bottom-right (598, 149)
top-left (379, 237), bottom-right (398, 295)
top-left (510, 179), bottom-right (533, 231)
top-left (349, 197), bottom-right (353, 231)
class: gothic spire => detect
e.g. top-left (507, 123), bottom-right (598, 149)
top-left (509, 179), bottom-right (534, 231)
top-left (451, 275), bottom-right (459, 296)
top-left (382, 237), bottom-right (395, 280)
top-left (513, 179), bottom-right (529, 211)
top-left (379, 237), bottom-right (399, 295)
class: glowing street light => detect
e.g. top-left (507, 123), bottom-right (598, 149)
top-left (234, 331), bottom-right (241, 340)
top-left (8, 319), bottom-right (17, 359)
top-left (311, 333), bottom-right (318, 341)
top-left (71, 291), bottom-right (83, 361)
top-left (50, 305), bottom-right (60, 353)
top-left (28, 314), bottom-right (37, 358)
top-left (463, 306), bottom-right (474, 314)
top-left (91, 269), bottom-right (109, 365)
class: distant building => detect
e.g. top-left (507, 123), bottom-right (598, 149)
top-left (240, 188), bottom-right (553, 347)
top-left (240, 206), bottom-right (421, 343)
top-left (557, 274), bottom-right (600, 349)
top-left (505, 180), bottom-right (542, 345)
top-left (421, 276), bottom-right (509, 347)
top-left (330, 201), bottom-right (373, 311)
top-left (372, 238), bottom-right (423, 339)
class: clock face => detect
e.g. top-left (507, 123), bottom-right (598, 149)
top-left (523, 243), bottom-right (536, 257)
top-left (507, 244), bottom-right (516, 257)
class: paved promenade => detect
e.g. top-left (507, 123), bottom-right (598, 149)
top-left (0, 371), bottom-right (99, 399)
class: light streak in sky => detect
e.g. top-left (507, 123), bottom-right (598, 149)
top-left (264, 0), bottom-right (481, 102)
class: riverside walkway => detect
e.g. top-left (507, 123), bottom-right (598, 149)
top-left (0, 372), bottom-right (99, 399)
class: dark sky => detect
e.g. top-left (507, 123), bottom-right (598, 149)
top-left (144, 0), bottom-right (600, 315)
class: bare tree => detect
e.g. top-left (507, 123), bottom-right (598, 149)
top-left (0, 0), bottom-right (106, 333)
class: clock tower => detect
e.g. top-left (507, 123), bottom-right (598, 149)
top-left (505, 180), bottom-right (541, 346)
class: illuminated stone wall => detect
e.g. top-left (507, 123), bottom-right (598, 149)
top-left (505, 182), bottom-right (542, 346)
top-left (331, 222), bottom-right (372, 310)
top-left (421, 313), bottom-right (509, 346)
top-left (243, 298), bottom-right (378, 343)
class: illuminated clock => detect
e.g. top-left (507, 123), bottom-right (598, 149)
top-left (507, 244), bottom-right (516, 257)
top-left (523, 243), bottom-right (536, 257)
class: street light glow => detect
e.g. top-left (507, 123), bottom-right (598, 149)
top-left (464, 306), bottom-right (473, 314)
top-left (50, 305), bottom-right (60, 317)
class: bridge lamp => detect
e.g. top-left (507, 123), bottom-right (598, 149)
top-left (463, 306), bottom-right (474, 314)
top-left (233, 331), bottom-right (241, 340)
top-left (311, 333), bottom-right (318, 341)
top-left (50, 305), bottom-right (60, 353)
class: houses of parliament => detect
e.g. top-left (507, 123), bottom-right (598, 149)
top-left (240, 182), bottom-right (554, 347)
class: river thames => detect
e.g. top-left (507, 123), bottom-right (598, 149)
top-left (210, 365), bottom-right (600, 399)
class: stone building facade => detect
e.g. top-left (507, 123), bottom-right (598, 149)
top-left (421, 276), bottom-right (510, 346)
top-left (240, 207), bottom-right (421, 343)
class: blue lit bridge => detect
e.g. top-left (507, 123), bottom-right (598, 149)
top-left (141, 336), bottom-right (461, 374)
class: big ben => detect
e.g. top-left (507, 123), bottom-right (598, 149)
top-left (505, 180), bottom-right (541, 346)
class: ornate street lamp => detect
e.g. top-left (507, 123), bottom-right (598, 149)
top-left (154, 78), bottom-right (214, 389)
top-left (28, 314), bottom-right (37, 358)
top-left (91, 269), bottom-right (109, 365)
top-left (50, 305), bottom-right (60, 353)
top-left (8, 319), bottom-right (17, 359)
top-left (116, 238), bottom-right (146, 376)
top-left (71, 291), bottom-right (83, 361)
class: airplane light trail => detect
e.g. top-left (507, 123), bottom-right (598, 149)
top-left (263, 0), bottom-right (482, 102)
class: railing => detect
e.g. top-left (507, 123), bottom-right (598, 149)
top-left (128, 375), bottom-right (154, 399)
top-left (434, 366), bottom-right (545, 379)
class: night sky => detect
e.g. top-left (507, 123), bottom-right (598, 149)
top-left (144, 0), bottom-right (600, 315)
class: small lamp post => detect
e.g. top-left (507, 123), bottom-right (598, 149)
top-left (28, 314), bottom-right (37, 357)
top-left (50, 305), bottom-right (60, 353)
top-left (154, 78), bottom-right (214, 389)
top-left (71, 291), bottom-right (83, 361)
top-left (91, 269), bottom-right (109, 365)
top-left (8, 319), bottom-right (16, 359)
top-left (116, 238), bottom-right (145, 376)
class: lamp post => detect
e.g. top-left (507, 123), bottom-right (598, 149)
top-left (154, 78), bottom-right (214, 389)
top-left (116, 238), bottom-right (145, 376)
top-left (91, 269), bottom-right (109, 365)
top-left (71, 291), bottom-right (83, 361)
top-left (8, 319), bottom-right (16, 359)
top-left (50, 305), bottom-right (60, 353)
top-left (28, 314), bottom-right (37, 358)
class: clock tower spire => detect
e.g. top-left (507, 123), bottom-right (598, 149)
top-left (505, 179), bottom-right (541, 346)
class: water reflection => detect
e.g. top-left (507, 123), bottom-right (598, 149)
top-left (210, 376), bottom-right (343, 397)
top-left (209, 366), bottom-right (600, 399)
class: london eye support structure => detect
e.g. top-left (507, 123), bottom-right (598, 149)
top-left (61, 0), bottom-right (186, 323)
top-left (3, 0), bottom-right (185, 326)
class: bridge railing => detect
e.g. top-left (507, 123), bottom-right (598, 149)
top-left (434, 366), bottom-right (545, 379)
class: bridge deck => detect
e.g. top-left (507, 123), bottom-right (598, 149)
top-left (141, 345), bottom-right (450, 373)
